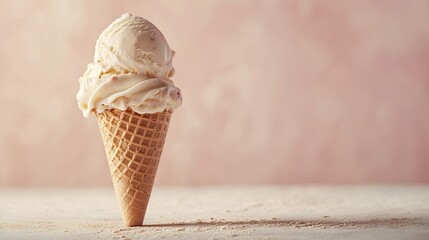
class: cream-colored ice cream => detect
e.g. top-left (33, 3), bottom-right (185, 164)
top-left (77, 13), bottom-right (182, 117)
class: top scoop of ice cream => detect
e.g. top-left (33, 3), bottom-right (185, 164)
top-left (94, 13), bottom-right (175, 78)
top-left (77, 13), bottom-right (182, 117)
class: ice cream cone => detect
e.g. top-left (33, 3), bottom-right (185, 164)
top-left (96, 108), bottom-right (171, 226)
top-left (77, 13), bottom-right (182, 226)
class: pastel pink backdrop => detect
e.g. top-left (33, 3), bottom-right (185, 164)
top-left (0, 0), bottom-right (428, 187)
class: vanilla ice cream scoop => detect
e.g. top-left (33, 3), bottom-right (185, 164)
top-left (77, 13), bottom-right (182, 117)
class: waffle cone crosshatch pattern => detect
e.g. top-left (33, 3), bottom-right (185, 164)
top-left (97, 108), bottom-right (172, 226)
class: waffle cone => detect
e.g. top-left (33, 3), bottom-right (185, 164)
top-left (96, 108), bottom-right (171, 226)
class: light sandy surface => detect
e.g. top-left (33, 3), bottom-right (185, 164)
top-left (1, 186), bottom-right (428, 239)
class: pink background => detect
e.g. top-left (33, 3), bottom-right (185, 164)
top-left (1, 0), bottom-right (428, 187)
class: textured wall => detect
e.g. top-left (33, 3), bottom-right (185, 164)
top-left (0, 0), bottom-right (428, 186)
